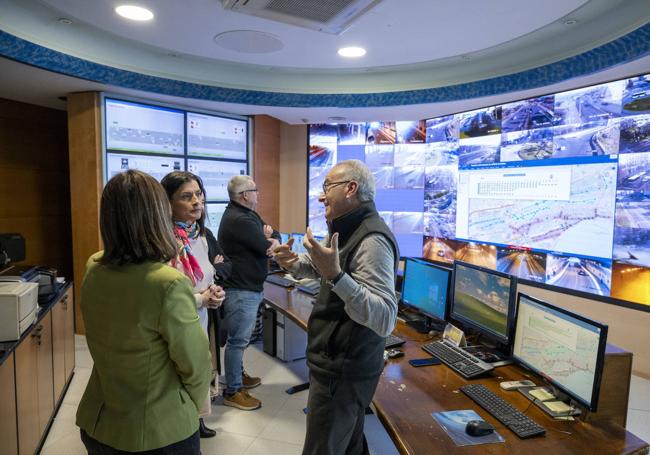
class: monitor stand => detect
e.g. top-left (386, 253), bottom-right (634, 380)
top-left (518, 386), bottom-right (582, 418)
top-left (406, 316), bottom-right (445, 335)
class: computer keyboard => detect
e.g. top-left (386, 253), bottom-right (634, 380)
top-left (460, 384), bottom-right (546, 439)
top-left (421, 339), bottom-right (493, 379)
top-left (385, 334), bottom-right (405, 349)
top-left (265, 274), bottom-right (297, 288)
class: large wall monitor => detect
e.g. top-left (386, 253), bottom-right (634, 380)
top-left (187, 159), bottom-right (247, 202)
top-left (513, 293), bottom-right (608, 411)
top-left (205, 202), bottom-right (227, 232)
top-left (105, 99), bottom-right (184, 155)
top-left (451, 261), bottom-right (517, 344)
top-left (187, 112), bottom-right (247, 160)
top-left (105, 153), bottom-right (185, 182)
top-left (103, 96), bottom-right (249, 205)
top-left (307, 73), bottom-right (650, 309)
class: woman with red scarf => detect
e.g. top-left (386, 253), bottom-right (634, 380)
top-left (161, 171), bottom-right (231, 439)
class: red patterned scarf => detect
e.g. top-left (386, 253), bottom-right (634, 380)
top-left (171, 221), bottom-right (204, 286)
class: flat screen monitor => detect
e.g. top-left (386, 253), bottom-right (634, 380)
top-left (105, 152), bottom-right (184, 182)
top-left (187, 112), bottom-right (248, 160)
top-left (105, 98), bottom-right (184, 155)
top-left (292, 233), bottom-right (306, 254)
top-left (451, 261), bottom-right (517, 344)
top-left (187, 159), bottom-right (247, 201)
top-left (513, 293), bottom-right (608, 411)
top-left (279, 232), bottom-right (290, 245)
top-left (401, 257), bottom-right (451, 322)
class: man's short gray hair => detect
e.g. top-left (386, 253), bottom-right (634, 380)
top-left (334, 159), bottom-right (375, 202)
top-left (228, 175), bottom-right (254, 200)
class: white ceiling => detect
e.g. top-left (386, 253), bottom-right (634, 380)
top-left (0, 0), bottom-right (649, 123)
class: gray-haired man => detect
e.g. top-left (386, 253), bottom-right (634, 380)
top-left (274, 160), bottom-right (399, 455)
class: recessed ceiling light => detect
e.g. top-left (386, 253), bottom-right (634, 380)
top-left (338, 47), bottom-right (366, 58)
top-left (115, 5), bottom-right (154, 21)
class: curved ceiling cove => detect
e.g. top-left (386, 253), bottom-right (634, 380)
top-left (0, 0), bottom-right (648, 107)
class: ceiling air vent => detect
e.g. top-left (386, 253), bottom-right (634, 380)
top-left (220, 0), bottom-right (382, 35)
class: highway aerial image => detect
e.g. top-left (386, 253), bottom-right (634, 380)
top-left (619, 113), bottom-right (650, 154)
top-left (426, 115), bottom-right (460, 143)
top-left (367, 121), bottom-right (396, 144)
top-left (422, 236), bottom-right (465, 263)
top-left (496, 247), bottom-right (546, 282)
top-left (553, 81), bottom-right (623, 126)
top-left (551, 120), bottom-right (620, 158)
top-left (337, 123), bottom-right (367, 145)
top-left (394, 143), bottom-right (426, 166)
top-left (500, 128), bottom-right (554, 161)
top-left (545, 254), bottom-right (611, 295)
top-left (458, 134), bottom-right (501, 166)
top-left (459, 107), bottom-right (502, 138)
top-left (425, 141), bottom-right (459, 166)
top-left (621, 74), bottom-right (650, 115)
top-left (394, 166), bottom-right (425, 189)
top-left (613, 152), bottom-right (650, 267)
top-left (501, 95), bottom-right (555, 132)
top-left (396, 120), bottom-right (426, 143)
top-left (365, 144), bottom-right (395, 167)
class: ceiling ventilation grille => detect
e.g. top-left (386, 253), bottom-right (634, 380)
top-left (220, 0), bottom-right (382, 35)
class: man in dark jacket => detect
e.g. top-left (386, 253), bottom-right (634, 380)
top-left (274, 160), bottom-right (399, 455)
top-left (218, 175), bottom-right (279, 411)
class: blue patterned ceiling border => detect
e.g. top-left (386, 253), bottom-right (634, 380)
top-left (0, 23), bottom-right (649, 108)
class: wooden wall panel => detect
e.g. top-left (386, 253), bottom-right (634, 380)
top-left (67, 92), bottom-right (103, 335)
top-left (0, 98), bottom-right (72, 279)
top-left (252, 115), bottom-right (280, 229)
top-left (279, 123), bottom-right (307, 232)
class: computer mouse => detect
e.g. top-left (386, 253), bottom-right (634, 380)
top-left (465, 420), bottom-right (495, 437)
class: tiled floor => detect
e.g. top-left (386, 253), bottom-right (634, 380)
top-left (41, 335), bottom-right (650, 454)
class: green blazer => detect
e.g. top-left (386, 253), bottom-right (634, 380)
top-left (76, 252), bottom-right (211, 452)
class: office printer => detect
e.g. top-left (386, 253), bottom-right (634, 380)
top-left (0, 282), bottom-right (39, 342)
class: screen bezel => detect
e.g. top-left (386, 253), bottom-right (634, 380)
top-left (450, 260), bottom-right (517, 345)
top-left (513, 292), bottom-right (608, 412)
top-left (400, 257), bottom-right (451, 322)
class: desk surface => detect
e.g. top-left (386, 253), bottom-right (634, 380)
top-left (263, 282), bottom-right (649, 455)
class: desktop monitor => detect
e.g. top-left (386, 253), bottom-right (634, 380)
top-left (400, 258), bottom-right (451, 332)
top-left (279, 232), bottom-right (290, 245)
top-left (513, 293), bottom-right (608, 412)
top-left (450, 261), bottom-right (517, 345)
top-left (292, 233), bottom-right (307, 254)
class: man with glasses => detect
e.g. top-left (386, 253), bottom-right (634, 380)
top-left (274, 160), bottom-right (399, 455)
top-left (218, 175), bottom-right (280, 411)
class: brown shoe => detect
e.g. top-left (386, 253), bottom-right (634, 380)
top-left (223, 390), bottom-right (262, 411)
top-left (242, 370), bottom-right (261, 389)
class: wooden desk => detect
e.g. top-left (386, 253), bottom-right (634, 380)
top-left (263, 282), bottom-right (650, 455)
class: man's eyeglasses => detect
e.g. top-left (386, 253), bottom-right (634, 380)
top-left (239, 188), bottom-right (259, 194)
top-left (322, 180), bottom-right (351, 194)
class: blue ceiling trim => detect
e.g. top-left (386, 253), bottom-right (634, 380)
top-left (0, 23), bottom-right (649, 108)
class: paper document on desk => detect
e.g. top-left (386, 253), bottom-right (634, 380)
top-left (432, 410), bottom-right (505, 447)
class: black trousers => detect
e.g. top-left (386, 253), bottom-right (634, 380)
top-left (302, 372), bottom-right (381, 455)
top-left (80, 429), bottom-right (200, 455)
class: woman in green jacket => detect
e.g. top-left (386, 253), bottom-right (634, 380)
top-left (76, 170), bottom-right (212, 454)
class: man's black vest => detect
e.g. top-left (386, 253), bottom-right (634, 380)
top-left (306, 201), bottom-right (399, 379)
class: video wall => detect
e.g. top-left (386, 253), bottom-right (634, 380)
top-left (103, 97), bottom-right (249, 232)
top-left (308, 74), bottom-right (650, 308)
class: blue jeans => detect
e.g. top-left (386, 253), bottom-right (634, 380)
top-left (223, 288), bottom-right (263, 394)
